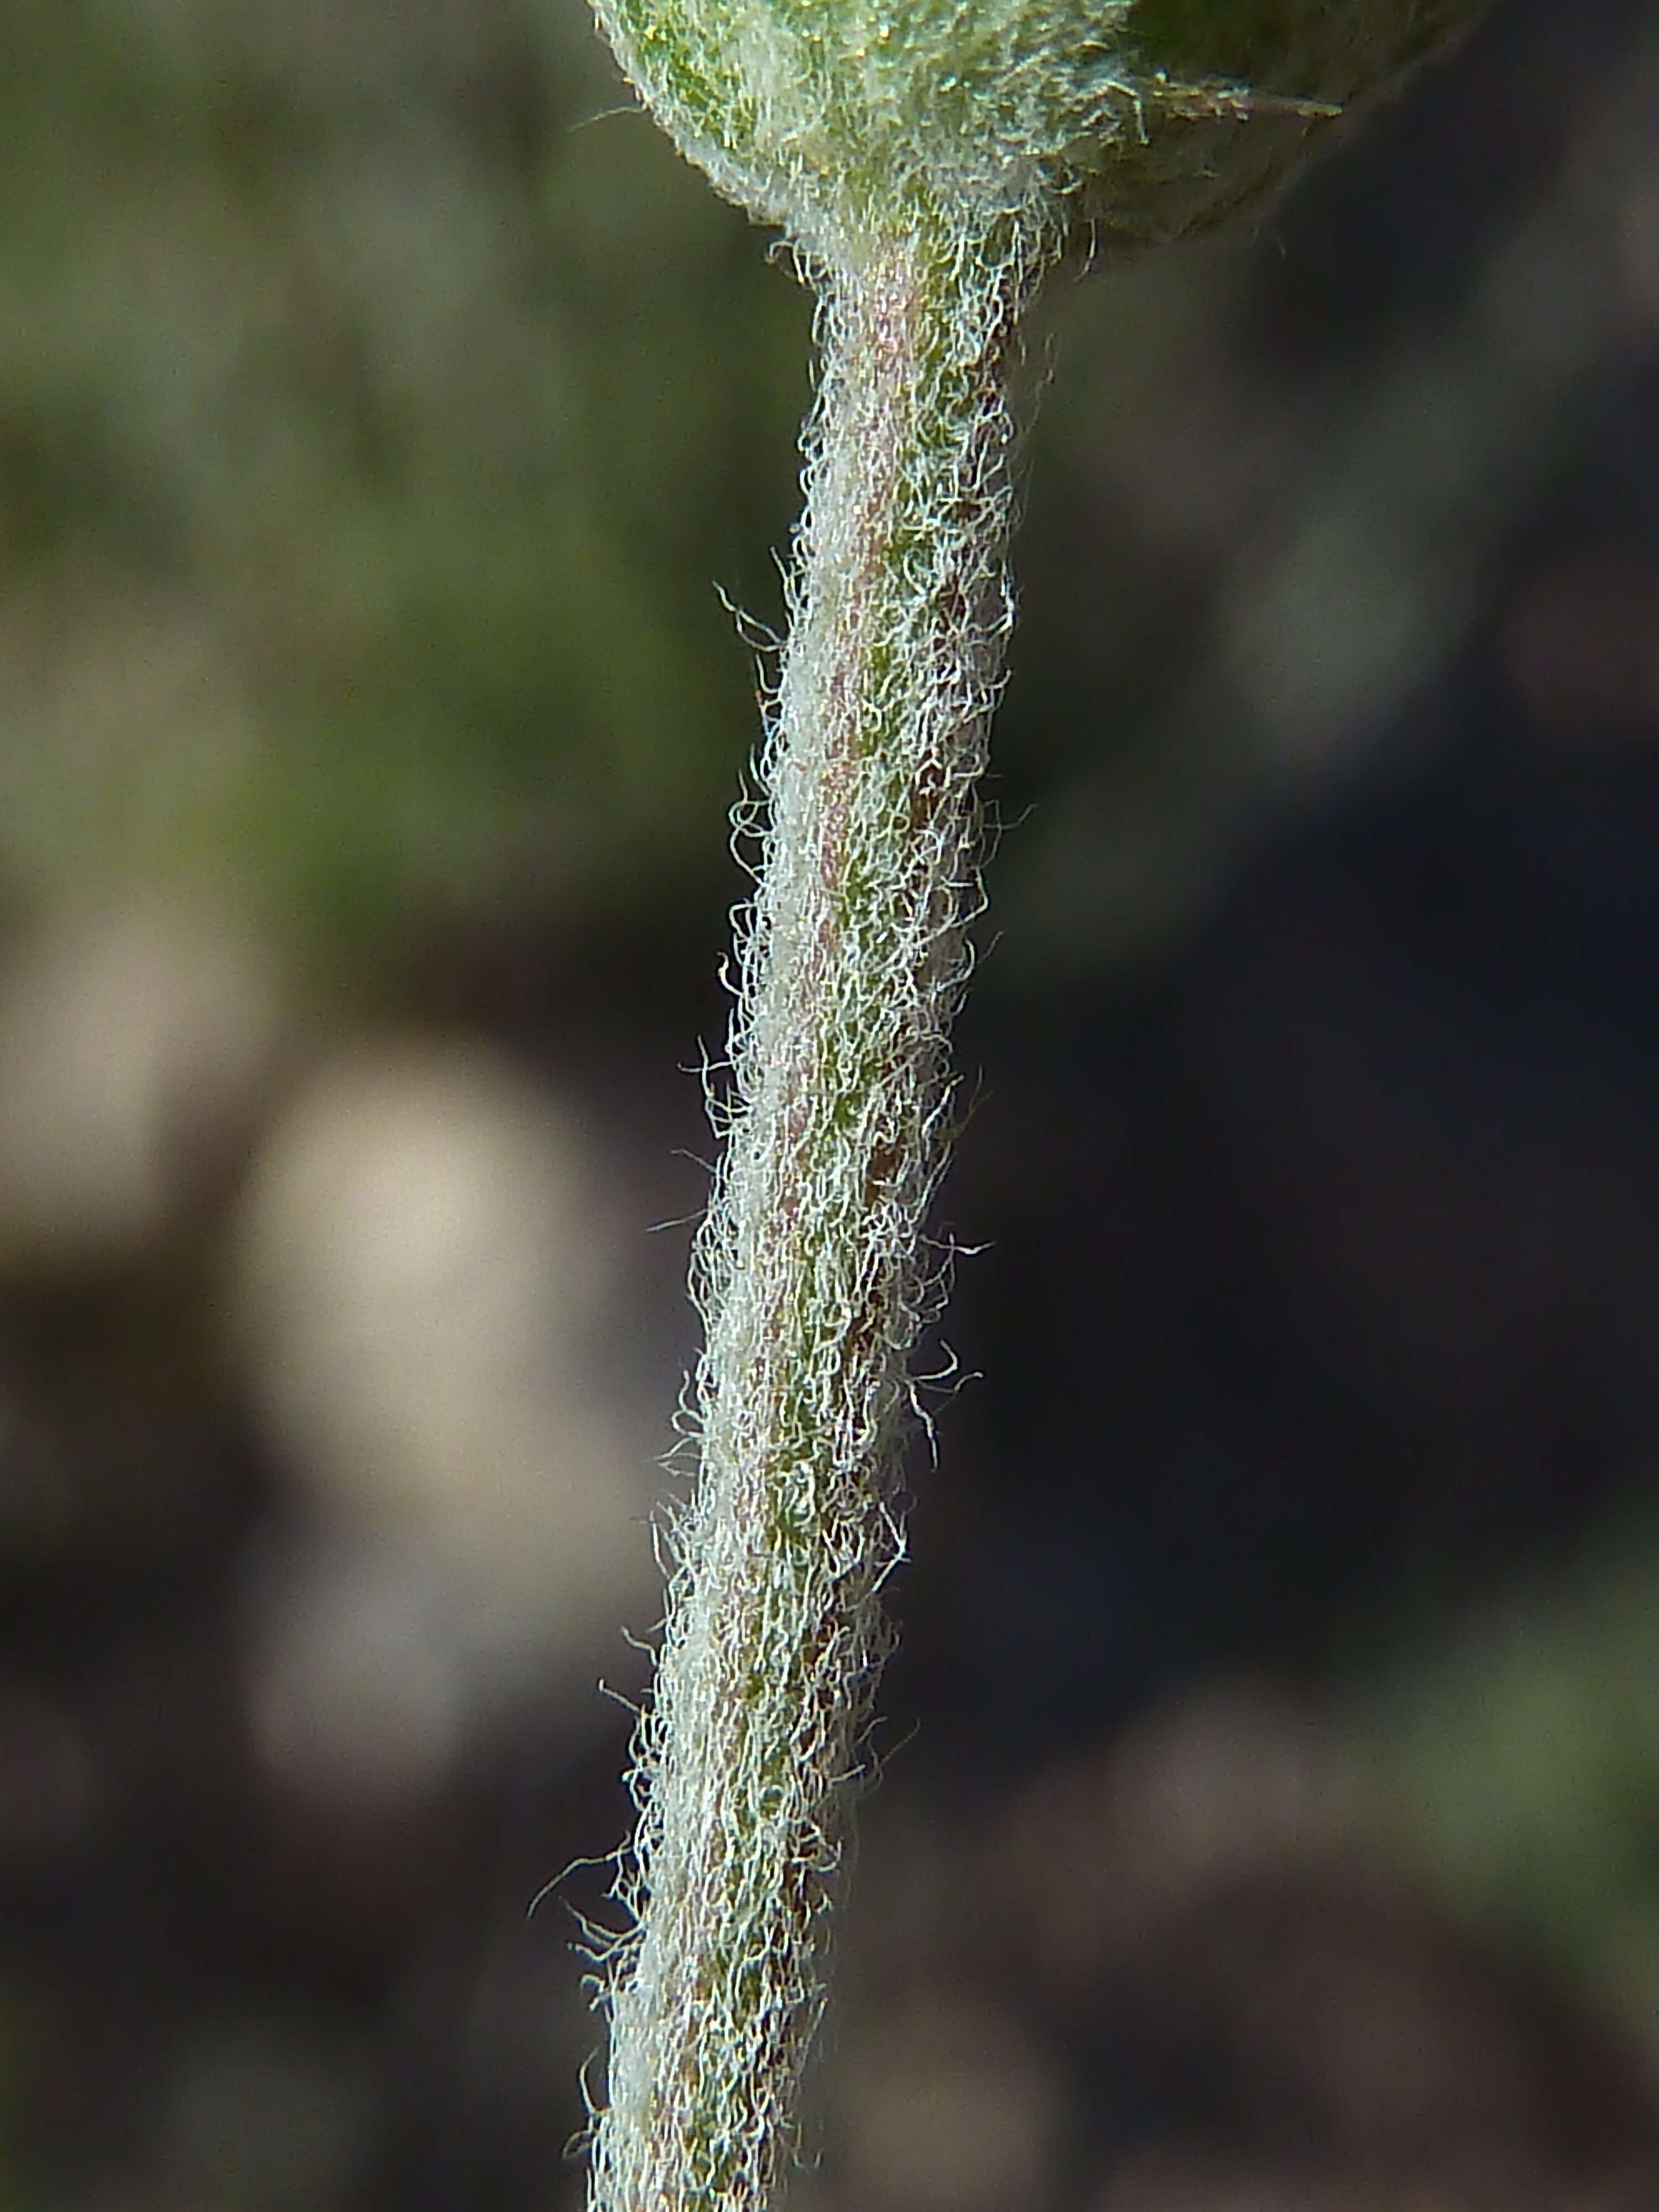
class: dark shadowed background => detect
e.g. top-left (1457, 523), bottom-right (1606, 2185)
top-left (3, 2), bottom-right (1659, 2206)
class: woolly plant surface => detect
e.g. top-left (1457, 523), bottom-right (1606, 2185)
top-left (581, 4), bottom-right (1490, 2211)
top-left (591, 0), bottom-right (1488, 245)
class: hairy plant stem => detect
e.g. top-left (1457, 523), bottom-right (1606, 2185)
top-left (589, 202), bottom-right (1052, 2212)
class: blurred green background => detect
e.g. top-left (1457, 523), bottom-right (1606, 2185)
top-left (0, 0), bottom-right (811, 948)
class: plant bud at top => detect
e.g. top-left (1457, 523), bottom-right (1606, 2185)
top-left (592, 0), bottom-right (1491, 250)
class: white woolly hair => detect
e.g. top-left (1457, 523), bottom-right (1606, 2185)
top-left (586, 203), bottom-right (1049, 2212)
top-left (580, 4), bottom-right (1495, 2207)
top-left (588, 0), bottom-right (1493, 256)
top-left (593, 0), bottom-right (1137, 230)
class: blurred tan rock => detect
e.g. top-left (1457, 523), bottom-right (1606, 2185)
top-left (0, 899), bottom-right (282, 1266)
top-left (232, 1040), bottom-right (657, 1797)
top-left (243, 1533), bottom-right (476, 1806)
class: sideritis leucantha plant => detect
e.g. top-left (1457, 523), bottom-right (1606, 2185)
top-left (579, 4), bottom-right (1491, 2208)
